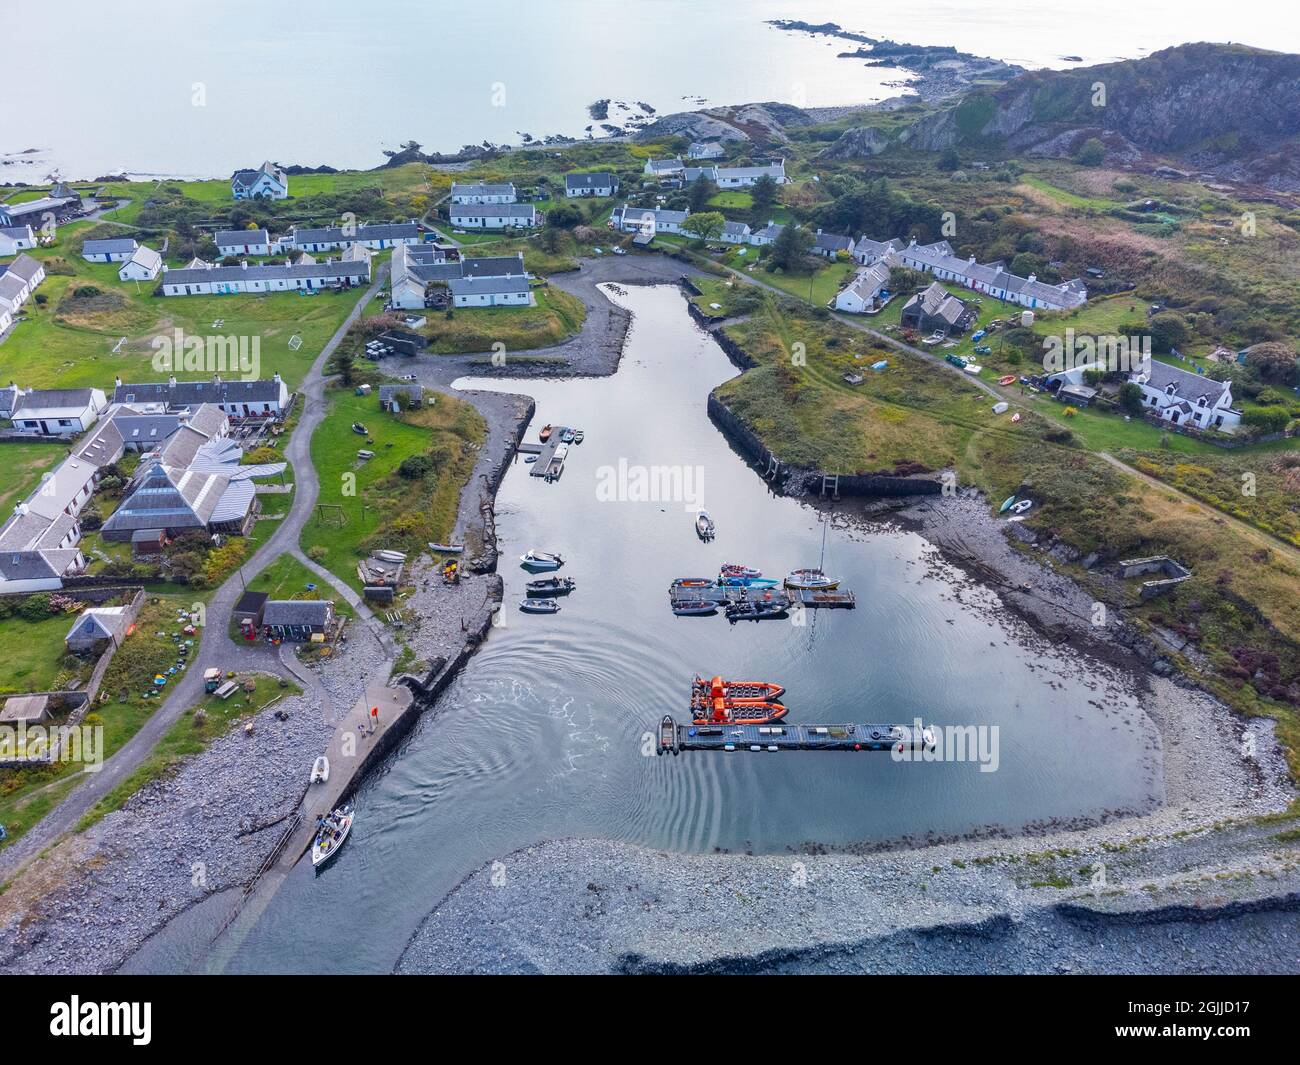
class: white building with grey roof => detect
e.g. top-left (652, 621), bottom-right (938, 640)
top-left (447, 203), bottom-right (537, 230)
top-left (1128, 360), bottom-right (1241, 433)
top-left (449, 183), bottom-right (516, 204)
top-left (288, 221), bottom-right (420, 252)
top-left (214, 229), bottom-right (272, 257)
top-left (2, 386), bottom-right (107, 435)
top-left (160, 257), bottom-right (370, 296)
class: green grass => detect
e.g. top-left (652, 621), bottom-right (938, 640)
top-left (4, 236), bottom-right (365, 390)
top-left (77, 673), bottom-right (300, 830)
top-left (424, 286), bottom-right (585, 354)
top-left (0, 612), bottom-right (92, 696)
top-left (300, 384), bottom-right (485, 591)
top-left (0, 442), bottom-right (66, 515)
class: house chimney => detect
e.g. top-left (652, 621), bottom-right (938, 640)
top-left (168, 374), bottom-right (176, 386)
top-left (114, 376), bottom-right (122, 388)
top-left (272, 371), bottom-right (281, 384)
top-left (1027, 274), bottom-right (1037, 283)
top-left (241, 260), bottom-right (248, 269)
top-left (968, 254), bottom-right (976, 264)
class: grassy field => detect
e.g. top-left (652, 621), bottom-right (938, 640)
top-left (424, 286), bottom-right (586, 354)
top-left (4, 234), bottom-right (364, 390)
top-left (0, 442), bottom-right (67, 515)
top-left (300, 384), bottom-right (485, 591)
top-left (0, 612), bottom-right (92, 696)
top-left (76, 673), bottom-right (300, 830)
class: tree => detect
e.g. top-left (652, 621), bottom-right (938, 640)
top-left (1241, 406), bottom-right (1292, 433)
top-left (686, 176), bottom-right (717, 213)
top-left (682, 211), bottom-right (725, 242)
top-left (1118, 381), bottom-right (1145, 414)
top-left (1149, 312), bottom-right (1189, 354)
top-left (1245, 341), bottom-right (1299, 385)
top-left (749, 174), bottom-right (779, 220)
top-left (334, 349), bottom-right (356, 386)
top-left (768, 224), bottom-right (814, 272)
top-left (546, 204), bottom-right (583, 229)
top-left (1075, 137), bottom-right (1106, 166)
top-left (937, 147), bottom-right (962, 172)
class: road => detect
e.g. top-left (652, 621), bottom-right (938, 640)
top-left (0, 263), bottom-right (390, 882)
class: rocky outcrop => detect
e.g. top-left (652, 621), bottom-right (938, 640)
top-left (817, 125), bottom-right (891, 160)
top-left (635, 102), bottom-right (814, 147)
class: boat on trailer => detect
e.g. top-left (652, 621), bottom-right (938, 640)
top-left (312, 804), bottom-right (353, 869)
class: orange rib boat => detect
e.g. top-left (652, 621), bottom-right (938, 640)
top-left (690, 675), bottom-right (788, 726)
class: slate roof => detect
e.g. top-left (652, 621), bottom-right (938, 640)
top-left (447, 204), bottom-right (536, 220)
top-left (214, 228), bottom-right (270, 246)
top-left (291, 222), bottom-right (419, 245)
top-left (449, 275), bottom-right (531, 297)
top-left (1141, 360), bottom-right (1232, 403)
top-left (450, 183), bottom-right (516, 198)
top-left (263, 599), bottom-right (332, 627)
top-left (83, 238), bottom-right (138, 256)
top-left (162, 260), bottom-right (369, 285)
top-left (113, 378), bottom-right (284, 407)
top-left (4, 253), bottom-right (43, 283)
top-left (565, 173), bottom-right (616, 191)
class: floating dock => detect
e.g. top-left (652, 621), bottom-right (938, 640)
top-left (524, 426), bottom-right (572, 479)
top-left (669, 583), bottom-right (855, 609)
top-left (658, 716), bottom-right (935, 754)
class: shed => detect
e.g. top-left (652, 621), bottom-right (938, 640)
top-left (0, 694), bottom-right (51, 724)
top-left (263, 599), bottom-right (334, 641)
top-left (65, 606), bottom-right (131, 653)
top-left (131, 528), bottom-right (166, 557)
top-left (233, 590), bottom-right (269, 627)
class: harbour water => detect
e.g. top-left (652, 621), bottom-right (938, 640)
top-left (131, 283), bottom-right (1160, 973)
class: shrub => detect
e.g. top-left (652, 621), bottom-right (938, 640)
top-left (398, 455), bottom-right (432, 479)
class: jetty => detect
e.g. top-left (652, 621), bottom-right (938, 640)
top-left (658, 717), bottom-right (935, 754)
top-left (668, 583), bottom-right (855, 609)
top-left (520, 426), bottom-right (573, 480)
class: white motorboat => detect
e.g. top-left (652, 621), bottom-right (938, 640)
top-left (695, 510), bottom-right (715, 542)
top-left (784, 568), bottom-right (841, 591)
top-left (311, 804), bottom-right (353, 869)
top-left (520, 550), bottom-right (564, 570)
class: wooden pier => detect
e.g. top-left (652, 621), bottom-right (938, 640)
top-left (659, 717), bottom-right (934, 754)
top-left (524, 426), bottom-right (572, 479)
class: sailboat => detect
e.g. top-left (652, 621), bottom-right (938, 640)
top-left (784, 511), bottom-right (842, 591)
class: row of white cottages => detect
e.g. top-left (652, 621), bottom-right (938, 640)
top-left (643, 158), bottom-right (788, 188)
top-left (0, 253), bottom-right (46, 339)
top-left (213, 221), bottom-right (424, 257)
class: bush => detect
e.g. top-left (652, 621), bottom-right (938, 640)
top-left (307, 545), bottom-right (328, 562)
top-left (1241, 406), bottom-right (1291, 434)
top-left (398, 455), bottom-right (432, 479)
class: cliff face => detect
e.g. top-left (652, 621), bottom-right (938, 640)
top-left (820, 43), bottom-right (1300, 191)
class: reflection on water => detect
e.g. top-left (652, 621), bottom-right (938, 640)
top-left (137, 284), bottom-right (1158, 974)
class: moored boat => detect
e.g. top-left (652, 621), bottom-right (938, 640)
top-left (720, 563), bottom-right (761, 579)
top-left (783, 568), bottom-right (840, 591)
top-left (658, 714), bottom-right (678, 755)
top-left (690, 674), bottom-right (787, 725)
top-left (671, 600), bottom-right (718, 616)
top-left (695, 510), bottom-right (715, 542)
top-left (519, 597), bottom-right (560, 614)
top-left (539, 423), bottom-right (554, 442)
top-left (311, 804), bottom-right (353, 869)
top-left (671, 577), bottom-right (714, 588)
top-left (520, 550), bottom-right (564, 570)
top-left (526, 576), bottom-right (576, 596)
top-left (719, 574), bottom-right (780, 588)
top-left (726, 599), bottom-right (790, 623)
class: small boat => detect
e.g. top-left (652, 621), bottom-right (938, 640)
top-left (1010, 499), bottom-right (1033, 514)
top-left (526, 576), bottom-right (575, 596)
top-left (310, 755), bottom-right (329, 784)
top-left (719, 575), bottom-right (780, 588)
top-left (520, 550), bottom-right (564, 570)
top-left (573, 430), bottom-right (585, 444)
top-left (658, 714), bottom-right (678, 755)
top-left (671, 577), bottom-right (714, 588)
top-left (538, 424), bottom-right (554, 442)
top-left (519, 597), bottom-right (560, 614)
top-left (720, 563), bottom-right (761, 579)
top-left (311, 804), bottom-right (353, 869)
top-left (524, 455), bottom-right (538, 464)
top-left (783, 568), bottom-right (840, 591)
top-left (999, 495), bottom-right (1017, 513)
top-left (428, 542), bottom-right (464, 554)
top-left (671, 600), bottom-right (718, 616)
top-left (351, 422), bottom-right (369, 435)
top-left (998, 374), bottom-right (1017, 386)
top-left (375, 549), bottom-right (407, 563)
top-left (726, 599), bottom-right (789, 623)
top-left (690, 675), bottom-right (787, 725)
top-left (559, 427), bottom-right (576, 443)
top-left (695, 510), bottom-right (715, 542)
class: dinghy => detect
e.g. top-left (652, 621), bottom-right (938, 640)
top-left (999, 495), bottom-right (1017, 513)
top-left (310, 755), bottom-right (329, 784)
top-left (519, 597), bottom-right (560, 614)
top-left (695, 510), bottom-right (715, 542)
top-left (671, 600), bottom-right (718, 616)
top-left (720, 563), bottom-right (761, 579)
top-left (690, 675), bottom-right (787, 725)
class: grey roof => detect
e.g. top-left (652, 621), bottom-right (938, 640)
top-left (263, 599), bottom-right (332, 626)
top-left (722, 221), bottom-right (750, 237)
top-left (904, 282), bottom-right (971, 327)
top-left (646, 158), bottom-right (683, 172)
top-left (114, 378), bottom-right (284, 407)
top-left (449, 275), bottom-right (530, 296)
top-left (66, 607), bottom-right (129, 644)
top-left (1, 226), bottom-right (33, 240)
top-left (565, 172), bottom-right (616, 190)
top-left (11, 387), bottom-right (99, 415)
top-left (715, 163), bottom-right (785, 181)
top-left (612, 205), bottom-right (688, 227)
top-left (447, 204), bottom-right (535, 219)
top-left (163, 260), bottom-right (369, 285)
top-left (462, 255), bottom-right (527, 277)
top-left (2, 195), bottom-right (76, 219)
top-left (1142, 360), bottom-right (1231, 403)
top-left (813, 231), bottom-right (855, 254)
top-left (451, 183), bottom-right (515, 196)
top-left (214, 228), bottom-right (270, 246)
top-left (378, 384), bottom-right (422, 404)
top-left (291, 222), bottom-right (418, 245)
top-left (83, 238), bottom-right (138, 255)
top-left (231, 162), bottom-right (285, 188)
top-left (3, 253), bottom-right (43, 283)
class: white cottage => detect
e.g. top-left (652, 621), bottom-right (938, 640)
top-left (118, 244), bottom-right (163, 282)
top-left (1129, 361), bottom-right (1241, 433)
